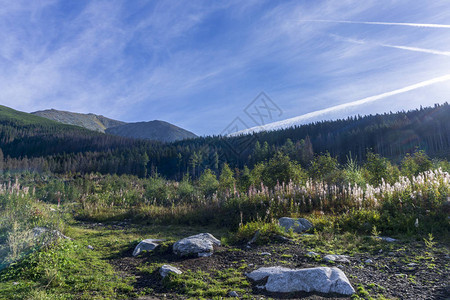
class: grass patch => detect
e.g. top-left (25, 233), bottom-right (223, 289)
top-left (163, 268), bottom-right (250, 298)
top-left (0, 239), bottom-right (135, 299)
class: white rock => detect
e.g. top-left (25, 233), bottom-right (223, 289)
top-left (247, 266), bottom-right (355, 295)
top-left (159, 265), bottom-right (182, 278)
top-left (365, 259), bottom-right (373, 264)
top-left (87, 245), bottom-right (94, 250)
top-left (173, 233), bottom-right (220, 257)
top-left (279, 217), bottom-right (313, 233)
top-left (259, 252), bottom-right (271, 256)
top-left (323, 254), bottom-right (350, 263)
top-left (32, 227), bottom-right (70, 241)
top-left (132, 239), bottom-right (164, 256)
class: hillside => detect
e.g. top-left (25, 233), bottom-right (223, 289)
top-left (105, 120), bottom-right (197, 142)
top-left (32, 109), bottom-right (197, 142)
top-left (32, 109), bottom-right (125, 132)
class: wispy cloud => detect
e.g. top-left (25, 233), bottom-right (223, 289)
top-left (303, 20), bottom-right (450, 29)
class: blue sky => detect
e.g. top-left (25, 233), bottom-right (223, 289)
top-left (0, 0), bottom-right (449, 135)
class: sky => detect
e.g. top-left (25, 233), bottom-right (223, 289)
top-left (0, 0), bottom-right (449, 136)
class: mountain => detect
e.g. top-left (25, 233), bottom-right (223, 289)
top-left (32, 109), bottom-right (125, 132)
top-left (32, 109), bottom-right (197, 142)
top-left (105, 120), bottom-right (197, 142)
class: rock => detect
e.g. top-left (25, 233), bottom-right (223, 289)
top-left (246, 266), bottom-right (355, 295)
top-left (247, 230), bottom-right (260, 246)
top-left (377, 236), bottom-right (397, 243)
top-left (228, 291), bottom-right (239, 297)
top-left (323, 254), bottom-right (350, 263)
top-left (337, 265), bottom-right (344, 269)
top-left (87, 245), bottom-right (94, 250)
top-left (306, 251), bottom-right (320, 257)
top-left (279, 217), bottom-right (313, 233)
top-left (159, 265), bottom-right (182, 278)
top-left (173, 233), bottom-right (221, 257)
top-left (365, 259), bottom-right (373, 264)
top-left (388, 252), bottom-right (395, 256)
top-left (132, 239), bottom-right (165, 256)
top-left (32, 227), bottom-right (70, 241)
top-left (259, 252), bottom-right (271, 256)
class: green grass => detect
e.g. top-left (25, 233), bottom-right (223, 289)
top-left (163, 268), bottom-right (251, 298)
top-left (0, 239), bottom-right (135, 299)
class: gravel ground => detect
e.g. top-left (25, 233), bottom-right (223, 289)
top-left (111, 237), bottom-right (450, 299)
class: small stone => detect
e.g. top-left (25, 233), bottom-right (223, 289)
top-left (159, 265), bottom-right (182, 278)
top-left (87, 245), bottom-right (94, 250)
top-left (12, 282), bottom-right (19, 286)
top-left (388, 252), bottom-right (395, 256)
top-left (407, 263), bottom-right (418, 267)
top-left (337, 265), bottom-right (344, 269)
top-left (306, 251), bottom-right (319, 257)
top-left (378, 249), bottom-right (383, 253)
top-left (323, 254), bottom-right (350, 263)
top-left (365, 259), bottom-right (373, 264)
top-left (377, 236), bottom-right (397, 243)
top-left (228, 291), bottom-right (239, 297)
top-left (259, 252), bottom-right (271, 256)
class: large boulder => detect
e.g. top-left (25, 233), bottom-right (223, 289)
top-left (159, 265), bottom-right (182, 278)
top-left (173, 233), bottom-right (221, 257)
top-left (278, 217), bottom-right (313, 233)
top-left (132, 239), bottom-right (165, 256)
top-left (246, 266), bottom-right (355, 295)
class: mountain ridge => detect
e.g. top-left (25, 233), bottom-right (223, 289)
top-left (32, 109), bottom-right (197, 142)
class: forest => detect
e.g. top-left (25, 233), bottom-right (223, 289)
top-left (0, 103), bottom-right (448, 180)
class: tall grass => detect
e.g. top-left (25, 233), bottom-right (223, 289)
top-left (70, 169), bottom-right (449, 234)
top-left (0, 179), bottom-right (63, 269)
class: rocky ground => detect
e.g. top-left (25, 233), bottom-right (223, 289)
top-left (104, 227), bottom-right (449, 300)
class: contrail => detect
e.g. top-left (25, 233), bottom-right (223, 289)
top-left (379, 44), bottom-right (450, 57)
top-left (232, 74), bottom-right (450, 135)
top-left (304, 20), bottom-right (450, 29)
top-left (332, 34), bottom-right (450, 57)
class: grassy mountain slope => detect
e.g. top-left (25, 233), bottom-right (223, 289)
top-left (33, 109), bottom-right (197, 142)
top-left (32, 109), bottom-right (125, 132)
top-left (105, 120), bottom-right (197, 142)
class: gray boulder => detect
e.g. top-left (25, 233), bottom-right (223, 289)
top-left (246, 266), bottom-right (355, 295)
top-left (132, 239), bottom-right (165, 256)
top-left (159, 265), bottom-right (182, 278)
top-left (323, 254), bottom-right (350, 263)
top-left (173, 233), bottom-right (221, 257)
top-left (279, 217), bottom-right (313, 233)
